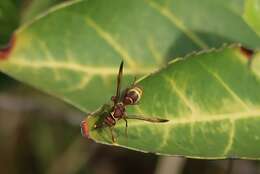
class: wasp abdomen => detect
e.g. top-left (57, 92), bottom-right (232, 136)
top-left (123, 86), bottom-right (143, 105)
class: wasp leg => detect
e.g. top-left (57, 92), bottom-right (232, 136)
top-left (123, 117), bottom-right (128, 138)
top-left (109, 126), bottom-right (116, 143)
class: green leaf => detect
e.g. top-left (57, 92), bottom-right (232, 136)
top-left (243, 0), bottom-right (260, 37)
top-left (21, 0), bottom-right (69, 23)
top-left (0, 0), bottom-right (260, 112)
top-left (252, 52), bottom-right (260, 78)
top-left (86, 46), bottom-right (260, 159)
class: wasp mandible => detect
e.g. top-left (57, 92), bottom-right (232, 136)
top-left (81, 61), bottom-right (169, 142)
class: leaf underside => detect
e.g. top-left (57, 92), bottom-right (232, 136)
top-left (0, 0), bottom-right (260, 111)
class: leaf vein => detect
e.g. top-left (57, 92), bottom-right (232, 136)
top-left (39, 41), bottom-right (61, 80)
top-left (117, 109), bottom-right (260, 128)
top-left (157, 127), bottom-right (171, 150)
top-left (7, 59), bottom-right (155, 76)
top-left (145, 0), bottom-right (208, 49)
top-left (147, 37), bottom-right (163, 64)
top-left (223, 120), bottom-right (235, 156)
top-left (164, 76), bottom-right (198, 115)
top-left (196, 60), bottom-right (250, 110)
top-left (65, 75), bottom-right (93, 91)
top-left (85, 17), bottom-right (137, 68)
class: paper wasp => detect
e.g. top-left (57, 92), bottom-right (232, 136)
top-left (81, 61), bottom-right (168, 142)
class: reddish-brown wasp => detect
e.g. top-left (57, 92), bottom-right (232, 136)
top-left (81, 61), bottom-right (168, 142)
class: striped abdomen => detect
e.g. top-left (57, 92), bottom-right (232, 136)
top-left (123, 86), bottom-right (143, 105)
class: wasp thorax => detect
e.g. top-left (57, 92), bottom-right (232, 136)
top-left (104, 115), bottom-right (116, 126)
top-left (113, 102), bottom-right (125, 118)
top-left (123, 86), bottom-right (143, 105)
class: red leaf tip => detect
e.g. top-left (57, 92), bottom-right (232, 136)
top-left (239, 46), bottom-right (254, 59)
top-left (81, 120), bottom-right (89, 138)
top-left (0, 35), bottom-right (16, 60)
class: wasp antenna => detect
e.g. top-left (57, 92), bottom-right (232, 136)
top-left (119, 61), bottom-right (124, 74)
top-left (120, 60), bottom-right (124, 69)
top-left (113, 60), bottom-right (124, 105)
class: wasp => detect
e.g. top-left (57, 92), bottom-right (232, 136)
top-left (81, 61), bottom-right (168, 142)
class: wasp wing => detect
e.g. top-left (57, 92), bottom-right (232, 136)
top-left (125, 115), bottom-right (169, 123)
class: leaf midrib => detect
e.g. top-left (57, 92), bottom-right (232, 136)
top-left (116, 108), bottom-right (260, 128)
top-left (4, 59), bottom-right (156, 75)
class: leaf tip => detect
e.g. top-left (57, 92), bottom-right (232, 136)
top-left (80, 120), bottom-right (90, 138)
top-left (0, 35), bottom-right (16, 60)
